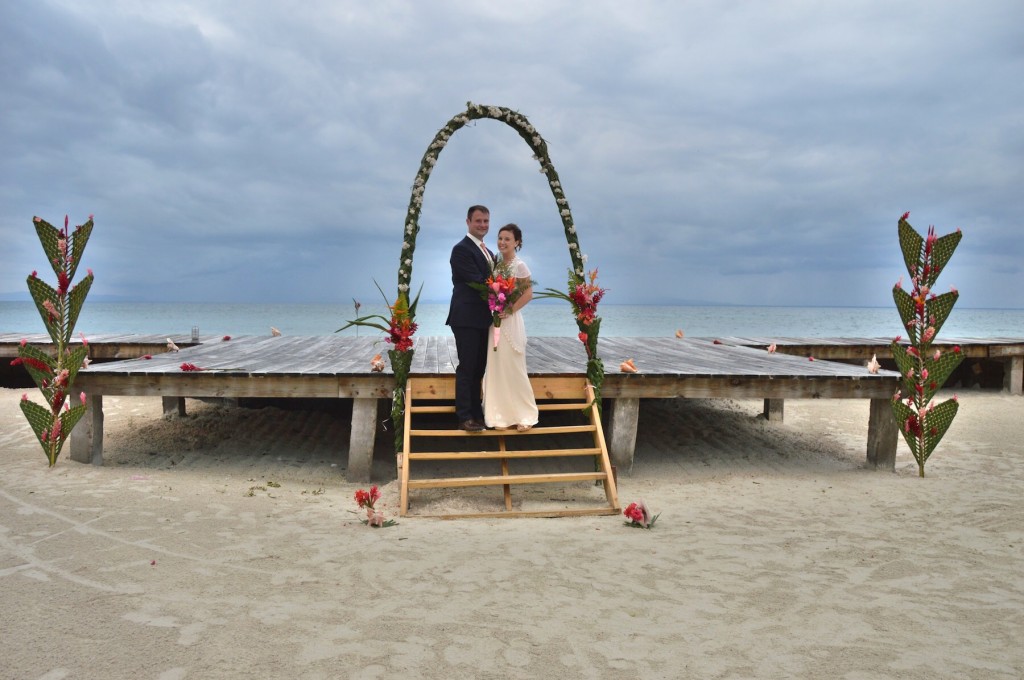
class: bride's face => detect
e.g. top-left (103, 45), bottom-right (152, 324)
top-left (496, 229), bottom-right (518, 257)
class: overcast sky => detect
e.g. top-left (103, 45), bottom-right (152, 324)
top-left (2, 1), bottom-right (1021, 309)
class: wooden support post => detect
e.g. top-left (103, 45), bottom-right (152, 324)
top-left (607, 397), bottom-right (640, 470)
top-left (348, 397), bottom-right (377, 482)
top-left (70, 393), bottom-right (104, 465)
top-left (762, 398), bottom-right (784, 422)
top-left (162, 396), bottom-right (186, 417)
top-left (866, 397), bottom-right (898, 470)
top-left (1004, 357), bottom-right (1023, 395)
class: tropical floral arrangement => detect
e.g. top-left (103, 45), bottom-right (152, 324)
top-left (469, 261), bottom-right (535, 351)
top-left (538, 268), bottom-right (607, 408)
top-left (623, 499), bottom-right (659, 529)
top-left (354, 485), bottom-right (396, 528)
top-left (11, 215), bottom-right (95, 466)
top-left (343, 102), bottom-right (604, 451)
top-left (338, 280), bottom-right (422, 453)
top-left (889, 212), bottom-right (964, 477)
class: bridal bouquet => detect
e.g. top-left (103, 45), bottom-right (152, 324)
top-left (470, 263), bottom-right (533, 351)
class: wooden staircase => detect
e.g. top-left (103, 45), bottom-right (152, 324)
top-left (398, 376), bottom-right (620, 518)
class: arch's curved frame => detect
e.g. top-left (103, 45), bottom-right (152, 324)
top-left (386, 102), bottom-right (605, 452)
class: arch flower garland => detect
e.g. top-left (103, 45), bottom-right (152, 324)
top-left (348, 102), bottom-right (605, 452)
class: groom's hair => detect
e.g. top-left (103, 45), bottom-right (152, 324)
top-left (467, 205), bottom-right (489, 219)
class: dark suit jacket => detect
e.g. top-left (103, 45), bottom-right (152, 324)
top-left (446, 236), bottom-right (493, 328)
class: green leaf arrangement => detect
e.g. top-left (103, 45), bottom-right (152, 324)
top-left (341, 102), bottom-right (605, 450)
top-left (889, 213), bottom-right (964, 477)
top-left (13, 215), bottom-right (95, 466)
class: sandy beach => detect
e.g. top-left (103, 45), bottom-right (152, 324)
top-left (1, 386), bottom-right (1022, 679)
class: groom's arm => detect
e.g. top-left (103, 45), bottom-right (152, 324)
top-left (451, 242), bottom-right (486, 286)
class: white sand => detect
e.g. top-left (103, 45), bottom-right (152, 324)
top-left (1, 387), bottom-right (1022, 679)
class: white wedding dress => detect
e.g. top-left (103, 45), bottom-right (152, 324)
top-left (482, 257), bottom-right (539, 429)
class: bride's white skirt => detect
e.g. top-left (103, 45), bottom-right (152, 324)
top-left (482, 312), bottom-right (538, 429)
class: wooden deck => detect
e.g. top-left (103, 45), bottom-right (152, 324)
top-left (3, 333), bottom-right (904, 480)
top-left (5, 332), bottom-right (1021, 481)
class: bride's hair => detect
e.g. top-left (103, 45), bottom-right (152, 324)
top-left (500, 223), bottom-right (523, 251)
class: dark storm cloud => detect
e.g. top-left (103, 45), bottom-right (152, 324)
top-left (2, 0), bottom-right (1021, 309)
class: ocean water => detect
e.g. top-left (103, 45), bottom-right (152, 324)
top-left (2, 301), bottom-right (1022, 339)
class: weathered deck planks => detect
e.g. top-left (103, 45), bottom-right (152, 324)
top-left (5, 332), bottom-right (1021, 481)
top-left (42, 334), bottom-right (910, 481)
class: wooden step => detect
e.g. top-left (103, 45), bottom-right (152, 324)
top-left (409, 424), bottom-right (595, 437)
top-left (400, 377), bottom-right (619, 519)
top-left (407, 447), bottom-right (602, 461)
top-left (410, 402), bottom-right (592, 414)
top-left (412, 507), bottom-right (620, 519)
top-left (408, 471), bottom-right (608, 489)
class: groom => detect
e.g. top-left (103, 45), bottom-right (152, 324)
top-left (446, 205), bottom-right (494, 431)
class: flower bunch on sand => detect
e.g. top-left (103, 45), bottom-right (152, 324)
top-left (354, 486), bottom-right (396, 528)
top-left (623, 500), bottom-right (659, 529)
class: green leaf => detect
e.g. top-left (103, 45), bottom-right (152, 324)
top-left (56, 403), bottom-right (88, 459)
top-left (335, 315), bottom-right (392, 335)
top-left (26, 275), bottom-right (62, 345)
top-left (889, 342), bottom-right (915, 386)
top-left (920, 348), bottom-right (963, 404)
top-left (897, 217), bottom-right (924, 279)
top-left (924, 290), bottom-right (958, 340)
top-left (20, 398), bottom-right (56, 460)
top-left (66, 274), bottom-right (93, 343)
top-left (926, 230), bottom-right (961, 289)
top-left (890, 399), bottom-right (922, 462)
top-left (33, 218), bottom-right (64, 278)
top-left (65, 345), bottom-right (90, 386)
top-left (921, 399), bottom-right (959, 461)
top-left (67, 219), bottom-right (93, 282)
top-left (892, 286), bottom-right (919, 343)
top-left (17, 343), bottom-right (57, 390)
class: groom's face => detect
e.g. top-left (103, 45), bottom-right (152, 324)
top-left (466, 210), bottom-right (489, 240)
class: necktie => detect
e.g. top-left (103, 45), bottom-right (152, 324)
top-left (480, 243), bottom-right (493, 265)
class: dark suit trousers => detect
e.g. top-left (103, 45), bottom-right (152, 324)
top-left (452, 325), bottom-right (489, 422)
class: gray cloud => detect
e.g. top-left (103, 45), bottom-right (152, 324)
top-left (2, 0), bottom-right (1021, 310)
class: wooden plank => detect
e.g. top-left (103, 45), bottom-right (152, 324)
top-left (407, 471), bottom-right (606, 489)
top-left (409, 425), bottom-right (595, 437)
top-left (407, 448), bottom-right (602, 460)
top-left (416, 507), bottom-right (620, 519)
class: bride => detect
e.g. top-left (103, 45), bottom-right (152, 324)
top-left (482, 223), bottom-right (539, 431)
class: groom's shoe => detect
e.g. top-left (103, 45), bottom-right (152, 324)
top-left (459, 420), bottom-right (484, 432)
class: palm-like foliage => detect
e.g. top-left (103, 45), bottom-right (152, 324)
top-left (14, 215), bottom-right (95, 466)
top-left (889, 213), bottom-right (963, 477)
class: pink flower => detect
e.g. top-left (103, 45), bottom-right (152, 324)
top-left (80, 392), bottom-right (87, 405)
top-left (808, 356), bottom-right (815, 361)
top-left (21, 393), bottom-right (28, 402)
top-left (87, 268), bottom-right (93, 277)
top-left (222, 335), bottom-right (231, 341)
top-left (19, 338), bottom-right (26, 346)
top-left (901, 211), bottom-right (910, 221)
top-left (180, 362), bottom-right (203, 372)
